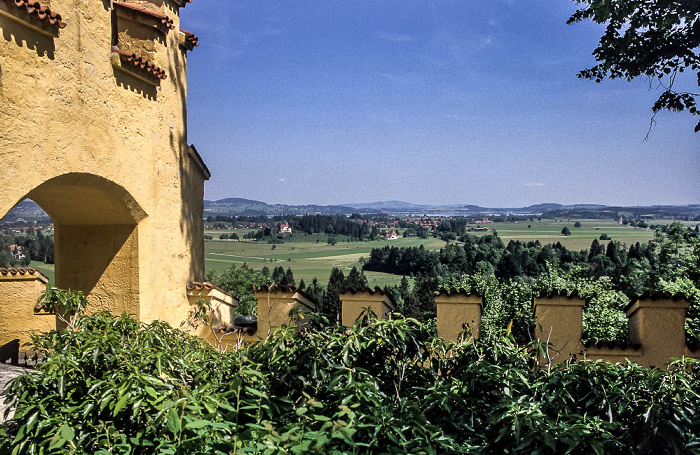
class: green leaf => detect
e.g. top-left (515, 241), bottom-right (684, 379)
top-left (166, 408), bottom-right (181, 435)
top-left (59, 424), bottom-right (75, 440)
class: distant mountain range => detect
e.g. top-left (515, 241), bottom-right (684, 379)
top-left (203, 198), bottom-right (700, 217)
top-left (2, 198), bottom-right (698, 222)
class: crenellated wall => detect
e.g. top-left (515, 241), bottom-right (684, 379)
top-left (227, 286), bottom-right (699, 368)
top-left (340, 286), bottom-right (396, 326)
top-left (0, 268), bottom-right (54, 346)
top-left (430, 290), bottom-right (699, 368)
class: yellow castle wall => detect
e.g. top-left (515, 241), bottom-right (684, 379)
top-left (0, 0), bottom-right (205, 327)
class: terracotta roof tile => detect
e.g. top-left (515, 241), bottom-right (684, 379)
top-left (340, 285), bottom-right (389, 296)
top-left (436, 287), bottom-right (483, 298)
top-left (112, 47), bottom-right (167, 80)
top-left (0, 267), bottom-right (49, 281)
top-left (181, 28), bottom-right (199, 48)
top-left (2, 0), bottom-right (66, 29)
top-left (186, 281), bottom-right (230, 296)
top-left (535, 289), bottom-right (583, 299)
top-left (622, 291), bottom-right (688, 313)
top-left (114, 2), bottom-right (174, 31)
top-left (634, 291), bottom-right (687, 301)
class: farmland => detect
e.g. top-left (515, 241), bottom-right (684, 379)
top-left (17, 219), bottom-right (671, 288)
top-left (205, 218), bottom-right (662, 287)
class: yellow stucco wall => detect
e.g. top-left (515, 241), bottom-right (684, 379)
top-left (626, 298), bottom-right (689, 368)
top-left (186, 282), bottom-right (238, 347)
top-left (340, 290), bottom-right (395, 326)
top-left (255, 287), bottom-right (316, 339)
top-left (0, 269), bottom-right (55, 346)
top-left (0, 0), bottom-right (206, 328)
top-left (534, 295), bottom-right (585, 364)
top-left (435, 293), bottom-right (483, 342)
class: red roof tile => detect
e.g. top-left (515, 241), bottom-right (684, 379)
top-left (112, 47), bottom-right (167, 80)
top-left (2, 0), bottom-right (66, 29)
top-left (181, 28), bottom-right (199, 48)
top-left (114, 1), bottom-right (174, 31)
top-left (0, 267), bottom-right (49, 282)
top-left (186, 281), bottom-right (230, 296)
top-left (436, 288), bottom-right (483, 298)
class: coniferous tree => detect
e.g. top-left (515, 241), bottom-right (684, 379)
top-left (323, 267), bottom-right (345, 324)
top-left (272, 266), bottom-right (285, 284)
top-left (305, 277), bottom-right (325, 309)
top-left (284, 267), bottom-right (295, 287)
top-left (344, 266), bottom-right (368, 290)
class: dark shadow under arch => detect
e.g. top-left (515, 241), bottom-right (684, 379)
top-left (10, 173), bottom-right (148, 318)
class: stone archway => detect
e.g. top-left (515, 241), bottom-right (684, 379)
top-left (22, 173), bottom-right (147, 317)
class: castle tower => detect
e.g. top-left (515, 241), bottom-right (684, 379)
top-left (0, 0), bottom-right (206, 327)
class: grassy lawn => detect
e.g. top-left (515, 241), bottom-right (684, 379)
top-left (29, 261), bottom-right (54, 284)
top-left (205, 232), bottom-right (445, 287)
top-left (470, 219), bottom-right (657, 250)
top-left (204, 220), bottom-right (663, 286)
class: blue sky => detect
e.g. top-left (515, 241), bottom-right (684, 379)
top-left (181, 1), bottom-right (699, 207)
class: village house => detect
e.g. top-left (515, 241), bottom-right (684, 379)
top-left (8, 246), bottom-right (24, 260)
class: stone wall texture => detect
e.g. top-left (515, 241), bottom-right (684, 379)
top-left (0, 0), bottom-right (206, 328)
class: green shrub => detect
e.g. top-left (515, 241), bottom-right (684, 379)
top-left (2, 310), bottom-right (700, 454)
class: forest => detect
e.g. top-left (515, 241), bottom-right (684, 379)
top-left (0, 228), bottom-right (54, 268)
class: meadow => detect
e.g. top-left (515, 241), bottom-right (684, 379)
top-left (24, 219), bottom-right (666, 288)
top-left (205, 219), bottom-right (660, 287)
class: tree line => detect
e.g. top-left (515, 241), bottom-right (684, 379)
top-left (0, 228), bottom-right (54, 268)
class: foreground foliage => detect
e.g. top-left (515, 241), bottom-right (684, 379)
top-left (2, 312), bottom-right (700, 454)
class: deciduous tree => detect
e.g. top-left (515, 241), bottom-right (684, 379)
top-left (569, 0), bottom-right (700, 134)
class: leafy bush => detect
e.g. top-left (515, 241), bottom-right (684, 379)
top-left (3, 309), bottom-right (700, 454)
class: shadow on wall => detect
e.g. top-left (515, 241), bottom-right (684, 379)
top-left (16, 173), bottom-right (148, 317)
top-left (113, 67), bottom-right (157, 100)
top-left (170, 41), bottom-right (206, 281)
top-left (0, 16), bottom-right (55, 59)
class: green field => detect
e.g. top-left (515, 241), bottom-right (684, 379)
top-left (205, 232), bottom-right (445, 288)
top-left (204, 220), bottom-right (664, 287)
top-left (22, 219), bottom-right (671, 289)
top-left (468, 219), bottom-right (658, 250)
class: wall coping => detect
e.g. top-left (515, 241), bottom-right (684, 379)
top-left (340, 286), bottom-right (397, 310)
top-left (533, 295), bottom-right (585, 307)
top-left (626, 299), bottom-right (689, 317)
top-left (434, 292), bottom-right (483, 309)
top-left (254, 285), bottom-right (316, 311)
top-left (0, 268), bottom-right (48, 284)
top-left (186, 282), bottom-right (236, 307)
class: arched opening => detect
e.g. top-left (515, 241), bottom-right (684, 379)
top-left (0, 198), bottom-right (54, 278)
top-left (1, 173), bottom-right (147, 324)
